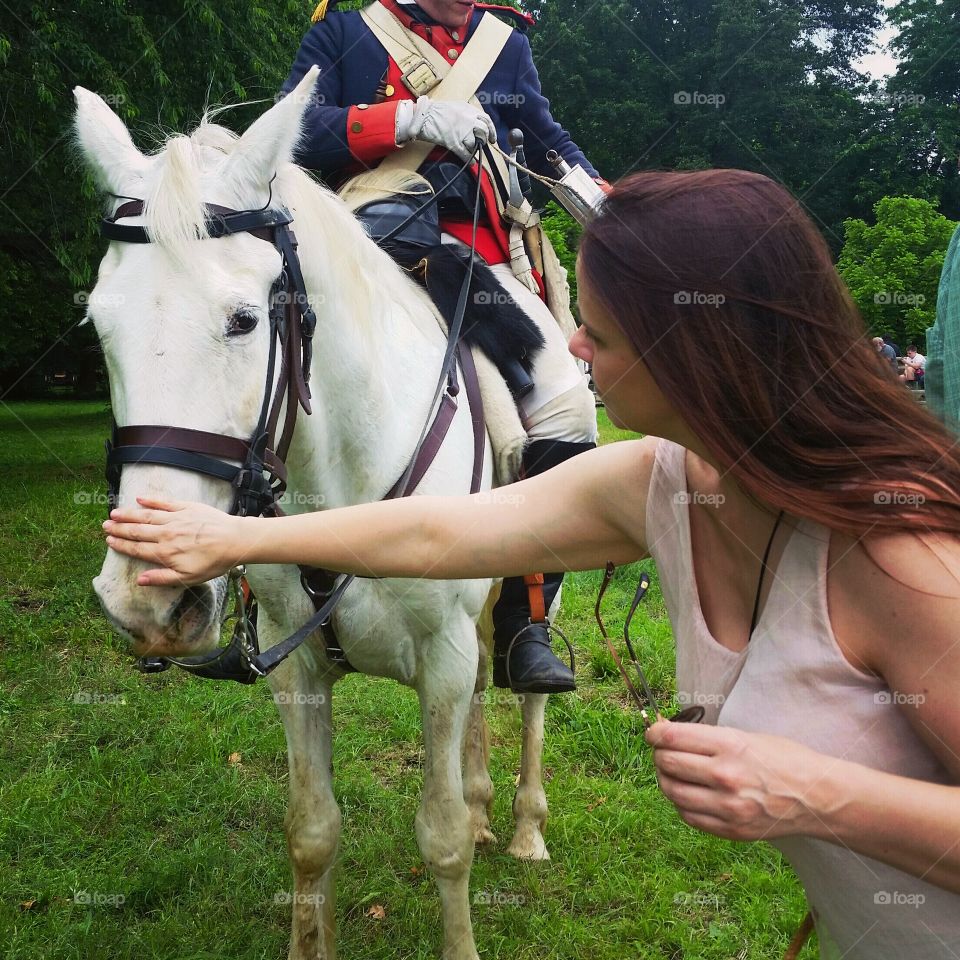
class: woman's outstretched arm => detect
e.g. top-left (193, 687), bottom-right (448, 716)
top-left (103, 436), bottom-right (659, 587)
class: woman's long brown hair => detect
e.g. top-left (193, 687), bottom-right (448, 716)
top-left (579, 169), bottom-right (960, 553)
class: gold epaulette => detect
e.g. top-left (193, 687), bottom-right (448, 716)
top-left (311, 0), bottom-right (330, 22)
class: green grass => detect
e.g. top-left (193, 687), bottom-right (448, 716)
top-left (0, 401), bottom-right (813, 959)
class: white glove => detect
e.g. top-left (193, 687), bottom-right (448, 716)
top-left (395, 96), bottom-right (496, 162)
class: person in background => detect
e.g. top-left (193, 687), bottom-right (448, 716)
top-left (927, 215), bottom-right (960, 433)
top-left (872, 335), bottom-right (898, 376)
top-left (900, 344), bottom-right (926, 387)
top-left (103, 169), bottom-right (960, 960)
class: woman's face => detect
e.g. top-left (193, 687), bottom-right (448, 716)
top-left (569, 258), bottom-right (678, 435)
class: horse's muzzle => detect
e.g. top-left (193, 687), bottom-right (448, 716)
top-left (93, 571), bottom-right (227, 658)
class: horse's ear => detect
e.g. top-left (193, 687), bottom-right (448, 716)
top-left (72, 87), bottom-right (148, 193)
top-left (219, 66), bottom-right (320, 195)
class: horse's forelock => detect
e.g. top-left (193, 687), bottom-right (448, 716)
top-left (142, 135), bottom-right (209, 259)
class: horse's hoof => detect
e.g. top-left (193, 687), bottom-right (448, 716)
top-left (507, 830), bottom-right (550, 861)
top-left (473, 824), bottom-right (497, 846)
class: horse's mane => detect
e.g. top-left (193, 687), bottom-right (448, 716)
top-left (137, 115), bottom-right (437, 336)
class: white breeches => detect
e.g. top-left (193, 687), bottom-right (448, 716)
top-left (484, 262), bottom-right (597, 444)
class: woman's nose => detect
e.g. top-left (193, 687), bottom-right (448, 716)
top-left (568, 327), bottom-right (591, 363)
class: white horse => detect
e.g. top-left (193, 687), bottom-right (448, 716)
top-left (75, 68), bottom-right (553, 960)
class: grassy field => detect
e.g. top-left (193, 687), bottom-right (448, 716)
top-left (0, 401), bottom-right (813, 960)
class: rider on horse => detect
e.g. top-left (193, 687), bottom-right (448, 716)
top-left (281, 0), bottom-right (609, 694)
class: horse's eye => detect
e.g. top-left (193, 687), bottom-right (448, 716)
top-left (226, 310), bottom-right (259, 336)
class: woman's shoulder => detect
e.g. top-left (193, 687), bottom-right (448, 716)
top-left (828, 526), bottom-right (960, 675)
top-left (846, 528), bottom-right (960, 599)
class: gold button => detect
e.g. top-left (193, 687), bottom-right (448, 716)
top-left (357, 102), bottom-right (369, 110)
top-left (448, 48), bottom-right (459, 59)
top-left (351, 120), bottom-right (363, 133)
top-left (384, 84), bottom-right (395, 96)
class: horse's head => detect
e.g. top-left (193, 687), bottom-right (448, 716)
top-left (74, 69), bottom-right (319, 659)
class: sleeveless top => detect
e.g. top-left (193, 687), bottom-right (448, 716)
top-left (644, 438), bottom-right (960, 960)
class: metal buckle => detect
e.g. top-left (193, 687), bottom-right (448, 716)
top-left (134, 657), bottom-right (171, 674)
top-left (401, 57), bottom-right (441, 97)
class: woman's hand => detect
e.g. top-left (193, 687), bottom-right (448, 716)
top-left (102, 496), bottom-right (247, 587)
top-left (645, 719), bottom-right (829, 841)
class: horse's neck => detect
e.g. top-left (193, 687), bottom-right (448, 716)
top-left (282, 193), bottom-right (444, 508)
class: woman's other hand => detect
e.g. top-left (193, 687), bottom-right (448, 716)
top-left (646, 718), bottom-right (828, 841)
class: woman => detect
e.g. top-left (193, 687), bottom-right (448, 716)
top-left (103, 169), bottom-right (960, 958)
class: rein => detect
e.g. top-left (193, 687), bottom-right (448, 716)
top-left (100, 153), bottom-right (485, 683)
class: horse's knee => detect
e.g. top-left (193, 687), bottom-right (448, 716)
top-left (286, 807), bottom-right (341, 876)
top-left (416, 804), bottom-right (473, 879)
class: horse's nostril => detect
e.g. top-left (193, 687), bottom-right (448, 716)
top-left (171, 585), bottom-right (216, 632)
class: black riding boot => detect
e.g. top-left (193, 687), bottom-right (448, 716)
top-left (492, 438), bottom-right (596, 693)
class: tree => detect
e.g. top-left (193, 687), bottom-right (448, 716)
top-left (525, 0), bottom-right (884, 250)
top-left (540, 203), bottom-right (581, 300)
top-left (0, 1), bottom-right (310, 396)
top-left (837, 195), bottom-right (957, 348)
top-left (884, 0), bottom-right (960, 220)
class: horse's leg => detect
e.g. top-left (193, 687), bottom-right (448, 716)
top-left (463, 588), bottom-right (497, 846)
top-left (417, 630), bottom-right (479, 960)
top-left (507, 691), bottom-right (551, 861)
top-left (268, 641), bottom-right (340, 960)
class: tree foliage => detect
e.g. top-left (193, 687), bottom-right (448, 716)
top-left (526, 0), bottom-right (887, 249)
top-left (0, 1), bottom-right (308, 395)
top-left (837, 196), bottom-right (957, 348)
top-left (2, 0), bottom-right (958, 394)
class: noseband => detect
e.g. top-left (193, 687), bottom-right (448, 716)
top-left (99, 186), bottom-right (484, 683)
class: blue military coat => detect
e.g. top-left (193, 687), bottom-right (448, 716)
top-left (280, 2), bottom-right (599, 184)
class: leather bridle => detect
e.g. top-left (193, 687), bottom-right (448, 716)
top-left (98, 171), bottom-right (485, 684)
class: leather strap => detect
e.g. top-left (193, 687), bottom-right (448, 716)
top-left (361, 3), bottom-right (513, 181)
top-left (113, 425), bottom-right (287, 484)
top-left (524, 572), bottom-right (546, 623)
top-left (458, 343), bottom-right (485, 494)
top-left (102, 200), bottom-right (292, 245)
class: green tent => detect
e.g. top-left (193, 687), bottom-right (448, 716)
top-left (928, 224), bottom-right (960, 435)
